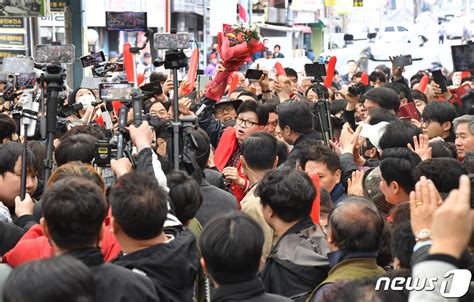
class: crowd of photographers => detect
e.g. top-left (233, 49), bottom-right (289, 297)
top-left (0, 46), bottom-right (473, 302)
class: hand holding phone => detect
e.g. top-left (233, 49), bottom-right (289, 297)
top-left (245, 69), bottom-right (263, 80)
top-left (393, 55), bottom-right (413, 68)
top-left (399, 102), bottom-right (421, 121)
top-left (431, 69), bottom-right (448, 93)
top-left (81, 51), bottom-right (106, 68)
top-left (305, 63), bottom-right (326, 77)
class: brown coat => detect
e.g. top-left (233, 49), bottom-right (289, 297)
top-left (240, 185), bottom-right (277, 263)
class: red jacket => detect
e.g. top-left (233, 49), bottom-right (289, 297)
top-left (214, 127), bottom-right (248, 204)
top-left (3, 214), bottom-right (122, 268)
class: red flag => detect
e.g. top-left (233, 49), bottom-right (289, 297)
top-left (324, 56), bottom-right (337, 88)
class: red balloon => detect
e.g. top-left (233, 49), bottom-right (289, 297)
top-left (418, 75), bottom-right (429, 93)
top-left (183, 48), bottom-right (199, 96)
top-left (123, 43), bottom-right (134, 84)
top-left (307, 172), bottom-right (321, 225)
top-left (275, 62), bottom-right (286, 76)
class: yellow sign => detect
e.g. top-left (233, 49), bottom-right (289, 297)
top-left (0, 34), bottom-right (25, 46)
top-left (325, 0), bottom-right (336, 6)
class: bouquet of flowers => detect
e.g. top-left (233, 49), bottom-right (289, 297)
top-left (205, 24), bottom-right (265, 101)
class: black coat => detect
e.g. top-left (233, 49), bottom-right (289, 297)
top-left (204, 168), bottom-right (228, 192)
top-left (260, 217), bottom-right (330, 301)
top-left (198, 97), bottom-right (226, 149)
top-left (212, 278), bottom-right (292, 302)
top-left (67, 248), bottom-right (159, 302)
top-left (284, 130), bottom-right (325, 168)
top-left (292, 130), bottom-right (323, 151)
top-left (113, 228), bottom-right (199, 302)
top-left (0, 222), bottom-right (24, 256)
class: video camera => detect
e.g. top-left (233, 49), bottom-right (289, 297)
top-left (153, 31), bottom-right (190, 70)
top-left (304, 63), bottom-right (334, 145)
top-left (348, 83), bottom-right (368, 97)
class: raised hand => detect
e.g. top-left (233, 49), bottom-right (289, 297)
top-left (222, 166), bottom-right (245, 188)
top-left (347, 170), bottom-right (365, 196)
top-left (407, 134), bottom-right (432, 161)
top-left (429, 175), bottom-right (473, 259)
top-left (409, 176), bottom-right (442, 241)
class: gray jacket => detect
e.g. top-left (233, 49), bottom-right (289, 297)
top-left (195, 179), bottom-right (237, 227)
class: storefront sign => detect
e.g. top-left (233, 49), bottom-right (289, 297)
top-left (0, 34), bottom-right (25, 47)
top-left (0, 18), bottom-right (24, 29)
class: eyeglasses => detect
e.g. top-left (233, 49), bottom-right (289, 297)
top-left (214, 106), bottom-right (235, 115)
top-left (236, 117), bottom-right (260, 128)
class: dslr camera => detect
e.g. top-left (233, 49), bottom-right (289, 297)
top-left (348, 83), bottom-right (368, 97)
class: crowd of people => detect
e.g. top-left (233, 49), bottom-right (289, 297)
top-left (0, 36), bottom-right (473, 302)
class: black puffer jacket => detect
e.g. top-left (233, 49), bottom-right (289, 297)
top-left (113, 228), bottom-right (199, 302)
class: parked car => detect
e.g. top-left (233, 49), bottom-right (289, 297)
top-left (364, 23), bottom-right (428, 62)
top-left (445, 17), bottom-right (474, 39)
top-left (374, 24), bottom-right (427, 44)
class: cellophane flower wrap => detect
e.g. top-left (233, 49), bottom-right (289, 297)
top-left (205, 24), bottom-right (265, 101)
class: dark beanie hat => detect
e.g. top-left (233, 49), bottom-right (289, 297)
top-left (68, 87), bottom-right (95, 105)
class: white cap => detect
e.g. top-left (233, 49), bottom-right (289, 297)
top-left (359, 122), bottom-right (389, 150)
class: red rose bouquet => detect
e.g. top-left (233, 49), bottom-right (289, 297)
top-left (205, 24), bottom-right (265, 101)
